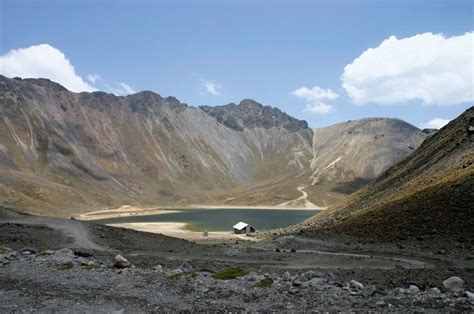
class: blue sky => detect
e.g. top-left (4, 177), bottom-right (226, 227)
top-left (0, 0), bottom-right (472, 128)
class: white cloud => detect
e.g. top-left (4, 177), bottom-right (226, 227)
top-left (105, 82), bottom-right (136, 96)
top-left (291, 86), bottom-right (338, 113)
top-left (0, 44), bottom-right (95, 92)
top-left (87, 73), bottom-right (101, 84)
top-left (422, 118), bottom-right (450, 129)
top-left (304, 102), bottom-right (333, 113)
top-left (201, 80), bottom-right (221, 96)
top-left (342, 32), bottom-right (474, 106)
top-left (118, 82), bottom-right (135, 95)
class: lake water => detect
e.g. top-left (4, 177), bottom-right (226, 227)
top-left (93, 208), bottom-right (320, 232)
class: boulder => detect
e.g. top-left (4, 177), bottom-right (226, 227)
top-left (350, 280), bottom-right (364, 290)
top-left (114, 254), bottom-right (132, 269)
top-left (406, 285), bottom-right (420, 294)
top-left (72, 248), bottom-right (94, 257)
top-left (282, 271), bottom-right (291, 281)
top-left (52, 248), bottom-right (75, 265)
top-left (443, 276), bottom-right (464, 292)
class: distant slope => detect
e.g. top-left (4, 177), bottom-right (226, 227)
top-left (0, 75), bottom-right (428, 215)
top-left (304, 118), bottom-right (429, 206)
top-left (305, 107), bottom-right (474, 245)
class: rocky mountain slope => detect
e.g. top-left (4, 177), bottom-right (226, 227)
top-left (0, 75), bottom-right (429, 215)
top-left (304, 107), bottom-right (474, 247)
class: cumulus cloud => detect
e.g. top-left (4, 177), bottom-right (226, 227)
top-left (342, 32), bottom-right (473, 106)
top-left (201, 79), bottom-right (221, 96)
top-left (0, 44), bottom-right (95, 92)
top-left (291, 86), bottom-right (338, 113)
top-left (422, 118), bottom-right (450, 129)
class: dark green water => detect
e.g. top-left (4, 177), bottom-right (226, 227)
top-left (93, 208), bottom-right (320, 231)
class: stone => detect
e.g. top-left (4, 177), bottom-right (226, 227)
top-left (19, 247), bottom-right (37, 255)
top-left (303, 278), bottom-right (326, 287)
top-left (51, 248), bottom-right (75, 265)
top-left (406, 285), bottom-right (420, 294)
top-left (292, 280), bottom-right (302, 287)
top-left (428, 287), bottom-right (441, 294)
top-left (153, 265), bottom-right (163, 273)
top-left (465, 291), bottom-right (474, 299)
top-left (114, 254), bottom-right (132, 269)
top-left (443, 276), bottom-right (464, 292)
top-left (282, 271), bottom-right (291, 281)
top-left (72, 248), bottom-right (93, 257)
top-left (362, 285), bottom-right (377, 297)
top-left (301, 271), bottom-right (320, 281)
top-left (176, 262), bottom-right (193, 273)
top-left (350, 280), bottom-right (364, 290)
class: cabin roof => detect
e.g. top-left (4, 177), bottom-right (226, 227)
top-left (233, 221), bottom-right (249, 230)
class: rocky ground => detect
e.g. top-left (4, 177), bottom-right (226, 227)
top-left (1, 213), bottom-right (473, 312)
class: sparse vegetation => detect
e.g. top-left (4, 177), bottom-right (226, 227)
top-left (166, 273), bottom-right (183, 280)
top-left (56, 262), bottom-right (74, 270)
top-left (257, 278), bottom-right (273, 287)
top-left (211, 267), bottom-right (249, 280)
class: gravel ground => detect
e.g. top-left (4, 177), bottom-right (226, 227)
top-left (1, 216), bottom-right (473, 312)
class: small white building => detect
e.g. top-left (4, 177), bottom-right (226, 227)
top-left (233, 221), bottom-right (256, 234)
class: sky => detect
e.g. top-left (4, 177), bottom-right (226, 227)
top-left (0, 0), bottom-right (472, 128)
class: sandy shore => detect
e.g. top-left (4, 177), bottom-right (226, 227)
top-left (108, 222), bottom-right (255, 243)
top-left (77, 205), bottom-right (181, 221)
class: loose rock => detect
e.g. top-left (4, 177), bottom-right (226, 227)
top-left (443, 276), bottom-right (464, 292)
top-left (350, 280), bottom-right (364, 290)
top-left (114, 254), bottom-right (132, 269)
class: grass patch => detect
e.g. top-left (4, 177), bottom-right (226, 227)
top-left (166, 273), bottom-right (183, 280)
top-left (257, 278), bottom-right (273, 288)
top-left (211, 267), bottom-right (249, 280)
top-left (56, 262), bottom-right (74, 270)
top-left (82, 263), bottom-right (100, 270)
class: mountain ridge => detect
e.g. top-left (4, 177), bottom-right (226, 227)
top-left (0, 75), bottom-right (429, 215)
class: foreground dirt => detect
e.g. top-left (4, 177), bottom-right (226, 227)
top-left (1, 213), bottom-right (473, 312)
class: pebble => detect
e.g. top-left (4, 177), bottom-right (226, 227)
top-left (282, 271), bottom-right (291, 281)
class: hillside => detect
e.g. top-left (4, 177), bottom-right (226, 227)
top-left (304, 107), bottom-right (474, 246)
top-left (0, 75), bottom-right (428, 215)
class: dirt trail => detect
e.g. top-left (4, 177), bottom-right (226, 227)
top-left (277, 185), bottom-right (322, 209)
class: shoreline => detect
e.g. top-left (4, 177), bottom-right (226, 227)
top-left (107, 222), bottom-right (257, 243)
top-left (77, 204), bottom-right (325, 221)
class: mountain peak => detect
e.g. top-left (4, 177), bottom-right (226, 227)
top-left (200, 100), bottom-right (308, 132)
